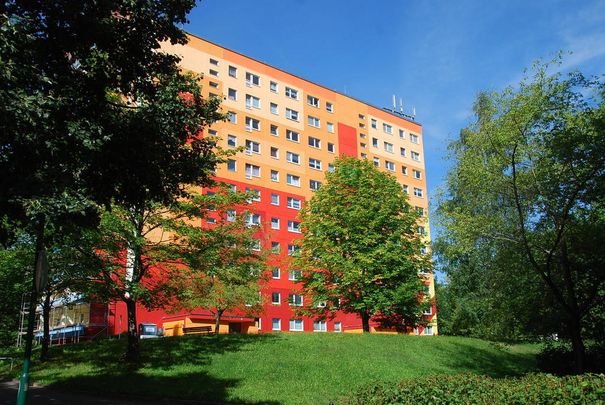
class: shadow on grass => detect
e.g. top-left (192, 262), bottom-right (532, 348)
top-left (432, 338), bottom-right (537, 377)
top-left (37, 334), bottom-right (282, 404)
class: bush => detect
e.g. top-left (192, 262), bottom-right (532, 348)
top-left (346, 373), bottom-right (605, 405)
top-left (537, 342), bottom-right (605, 375)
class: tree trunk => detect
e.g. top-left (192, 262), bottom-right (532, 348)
top-left (125, 298), bottom-right (140, 363)
top-left (568, 315), bottom-right (586, 374)
top-left (214, 309), bottom-right (224, 336)
top-left (360, 311), bottom-right (371, 333)
top-left (40, 290), bottom-right (51, 361)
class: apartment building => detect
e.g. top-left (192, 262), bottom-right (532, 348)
top-left (140, 34), bottom-right (437, 335)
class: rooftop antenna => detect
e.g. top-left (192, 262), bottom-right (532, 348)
top-left (399, 98), bottom-right (404, 114)
top-left (412, 106), bottom-right (416, 119)
top-left (392, 95), bottom-right (396, 112)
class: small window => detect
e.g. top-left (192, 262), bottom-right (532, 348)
top-left (385, 161), bottom-right (395, 171)
top-left (245, 140), bottom-right (260, 154)
top-left (358, 113), bottom-right (365, 119)
top-left (271, 217), bottom-right (280, 230)
top-left (270, 102), bottom-right (279, 115)
top-left (209, 69), bottom-right (219, 77)
top-left (334, 322), bottom-right (342, 332)
top-left (251, 239), bottom-right (261, 251)
top-left (308, 136), bottom-right (321, 149)
top-left (246, 72), bottom-right (260, 86)
top-left (328, 163), bottom-right (335, 172)
top-left (308, 115), bottom-right (321, 128)
top-left (402, 166), bottom-right (408, 175)
top-left (287, 197), bottom-right (302, 210)
top-left (271, 193), bottom-right (280, 206)
top-left (384, 142), bottom-right (394, 153)
top-left (271, 292), bottom-right (281, 305)
top-left (327, 143), bottom-right (335, 153)
top-left (411, 151), bottom-right (421, 161)
top-left (313, 321), bottom-right (327, 332)
top-left (271, 241), bottom-right (281, 254)
top-left (289, 319), bottom-right (304, 331)
top-left (288, 269), bottom-right (302, 281)
top-left (309, 158), bottom-right (322, 170)
top-left (270, 81), bottom-right (278, 93)
top-left (400, 147), bottom-right (407, 157)
top-left (424, 325), bottom-right (433, 335)
top-left (383, 123), bottom-right (393, 134)
top-left (228, 66), bottom-right (237, 78)
top-left (286, 174), bottom-right (301, 187)
top-left (288, 220), bottom-right (301, 233)
top-left (246, 213), bottom-right (261, 227)
top-left (245, 94), bottom-right (261, 109)
top-left (245, 188), bottom-right (261, 202)
top-left (360, 152), bottom-right (367, 158)
top-left (372, 138), bottom-right (379, 147)
top-left (286, 130), bottom-right (300, 142)
top-left (288, 244), bottom-right (299, 256)
top-left (360, 142), bottom-right (367, 148)
top-left (402, 184), bottom-right (409, 194)
top-left (373, 157), bottom-right (380, 167)
top-left (245, 164), bottom-right (261, 178)
top-left (245, 117), bottom-right (261, 131)
top-left (371, 119), bottom-right (377, 129)
top-left (272, 318), bottom-right (281, 331)
top-left (228, 111), bottom-right (237, 124)
top-left (271, 170), bottom-right (279, 182)
top-left (227, 159), bottom-right (236, 171)
top-left (285, 87), bottom-right (299, 100)
top-left (414, 187), bottom-right (423, 198)
top-left (326, 102), bottom-right (333, 112)
top-left (417, 226), bottom-right (426, 235)
top-left (270, 146), bottom-right (279, 159)
top-left (309, 180), bottom-right (322, 191)
top-left (416, 206), bottom-right (425, 216)
top-left (289, 293), bottom-right (303, 306)
top-left (209, 81), bottom-right (219, 88)
top-left (272, 268), bottom-right (281, 279)
top-left (413, 169), bottom-right (422, 179)
top-left (286, 151), bottom-right (300, 164)
top-left (209, 58), bottom-right (219, 66)
top-left (399, 129), bottom-right (405, 139)
top-left (286, 108), bottom-right (299, 121)
top-left (327, 122), bottom-right (334, 133)
top-left (227, 135), bottom-right (237, 148)
top-left (270, 125), bottom-right (279, 136)
top-left (307, 95), bottom-right (320, 107)
top-left (410, 133), bottom-right (419, 144)
top-left (226, 209), bottom-right (236, 222)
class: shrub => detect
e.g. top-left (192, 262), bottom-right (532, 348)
top-left (537, 342), bottom-right (605, 375)
top-left (346, 373), bottom-right (605, 405)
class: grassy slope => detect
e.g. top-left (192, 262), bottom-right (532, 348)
top-left (1, 334), bottom-right (539, 405)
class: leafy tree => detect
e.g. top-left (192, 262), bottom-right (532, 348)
top-left (436, 62), bottom-right (605, 372)
top-left (294, 157), bottom-right (429, 332)
top-left (168, 189), bottom-right (267, 335)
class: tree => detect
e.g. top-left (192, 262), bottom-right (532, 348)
top-left (168, 188), bottom-right (267, 335)
top-left (435, 61), bottom-right (605, 372)
top-left (294, 157), bottom-right (429, 332)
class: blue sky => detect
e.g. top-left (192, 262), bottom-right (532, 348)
top-left (186, 0), bottom-right (605, 235)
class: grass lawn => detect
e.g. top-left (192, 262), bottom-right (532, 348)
top-left (0, 333), bottom-right (540, 404)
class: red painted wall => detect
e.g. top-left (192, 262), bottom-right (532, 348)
top-left (337, 123), bottom-right (358, 157)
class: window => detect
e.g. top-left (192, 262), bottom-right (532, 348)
top-left (308, 136), bottom-right (321, 149)
top-left (288, 244), bottom-right (299, 256)
top-left (227, 134), bottom-right (237, 147)
top-left (209, 92), bottom-right (219, 99)
top-left (226, 209), bottom-right (236, 222)
top-left (373, 157), bottom-right (380, 167)
top-left (414, 187), bottom-right (423, 197)
top-left (227, 88), bottom-right (237, 101)
top-left (402, 184), bottom-right (409, 194)
top-left (313, 321), bottom-right (327, 332)
top-left (309, 158), bottom-right (322, 170)
top-left (334, 322), bottom-right (342, 332)
top-left (245, 94), bottom-right (261, 109)
top-left (270, 146), bottom-right (279, 159)
top-left (228, 111), bottom-right (237, 124)
top-left (286, 130), bottom-right (300, 142)
top-left (326, 102), bottom-right (333, 112)
top-left (327, 122), bottom-right (334, 133)
top-left (287, 197), bottom-right (302, 209)
top-left (271, 241), bottom-right (281, 254)
top-left (359, 122), bottom-right (366, 129)
top-left (402, 166), bottom-right (408, 175)
top-left (417, 226), bottom-right (426, 235)
top-left (420, 246), bottom-right (428, 255)
top-left (206, 217), bottom-right (216, 224)
top-left (383, 123), bottom-right (393, 134)
top-left (288, 220), bottom-right (301, 233)
top-left (327, 143), bottom-right (335, 153)
top-left (270, 102), bottom-right (278, 115)
top-left (411, 151), bottom-right (421, 161)
top-left (228, 65), bottom-right (237, 78)
top-left (384, 142), bottom-right (394, 153)
top-left (410, 133), bottom-right (419, 143)
top-left (208, 129), bottom-right (218, 136)
top-left (271, 292), bottom-right (281, 305)
top-left (245, 117), bottom-right (260, 131)
top-left (245, 140), bottom-right (260, 154)
top-left (308, 115), bottom-right (320, 128)
top-left (272, 267), bottom-right (280, 279)
top-left (272, 318), bottom-right (281, 331)
top-left (246, 188), bottom-right (261, 202)
top-left (424, 325), bottom-right (433, 335)
top-left (271, 217), bottom-right (280, 230)
top-left (416, 206), bottom-right (425, 216)
top-left (246, 213), bottom-right (261, 226)
top-left (286, 151), bottom-right (300, 164)
top-left (358, 113), bottom-right (365, 119)
top-left (286, 108), bottom-right (299, 121)
top-left (229, 184), bottom-right (237, 193)
top-left (209, 81), bottom-right (218, 88)
top-left (289, 294), bottom-right (303, 306)
top-left (251, 239), bottom-right (261, 251)
top-left (360, 152), bottom-right (367, 158)
top-left (289, 319), bottom-right (304, 331)
top-left (245, 164), bottom-right (261, 178)
top-left (227, 159), bottom-right (236, 171)
top-left (271, 193), bottom-right (280, 205)
top-left (413, 169), bottom-right (422, 179)
top-left (309, 179), bottom-right (322, 191)
top-left (372, 138), bottom-right (379, 147)
top-left (287, 174), bottom-right (301, 187)
top-left (360, 133), bottom-right (366, 139)
top-left (371, 118), bottom-right (377, 129)
top-left (307, 95), bottom-right (320, 107)
top-left (360, 143), bottom-right (366, 149)
top-left (328, 163), bottom-right (335, 172)
top-left (399, 129), bottom-right (405, 139)
top-left (271, 170), bottom-right (279, 182)
top-left (245, 72), bottom-right (260, 86)
top-left (270, 81), bottom-right (278, 92)
top-left (400, 147), bottom-right (407, 157)
top-left (285, 86), bottom-right (298, 100)
top-left (270, 124), bottom-right (279, 136)
top-left (385, 161), bottom-right (395, 171)
top-left (209, 68), bottom-right (219, 77)
top-left (288, 269), bottom-right (302, 281)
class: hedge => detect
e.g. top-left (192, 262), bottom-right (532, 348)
top-left (346, 373), bottom-right (605, 405)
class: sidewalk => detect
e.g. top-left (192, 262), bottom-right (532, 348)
top-left (0, 380), bottom-right (231, 405)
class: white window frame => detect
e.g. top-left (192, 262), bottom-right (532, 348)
top-left (383, 123), bottom-right (393, 134)
top-left (227, 159), bottom-right (237, 172)
top-left (288, 269), bottom-right (302, 281)
top-left (287, 197), bottom-right (302, 210)
top-left (313, 320), bottom-right (327, 332)
top-left (334, 322), bottom-right (342, 332)
top-left (228, 65), bottom-right (237, 78)
top-left (410, 133), bottom-right (419, 144)
top-left (271, 217), bottom-right (280, 230)
top-left (326, 102), bottom-right (333, 112)
top-left (289, 294), bottom-right (303, 306)
top-left (271, 193), bottom-right (280, 205)
top-left (245, 72), bottom-right (260, 86)
top-left (286, 151), bottom-right (300, 165)
top-left (327, 143), bottom-right (335, 153)
top-left (411, 151), bottom-right (421, 161)
top-left (245, 117), bottom-right (261, 132)
top-left (414, 187), bottom-right (423, 198)
top-left (307, 95), bottom-right (320, 107)
top-left (286, 174), bottom-right (301, 187)
top-left (272, 318), bottom-right (281, 331)
top-left (270, 102), bottom-right (279, 115)
top-left (385, 161), bottom-right (395, 171)
top-left (308, 137), bottom-right (321, 149)
top-left (271, 170), bottom-right (279, 182)
top-left (227, 88), bottom-right (237, 101)
top-left (270, 81), bottom-right (278, 93)
top-left (270, 125), bottom-right (279, 136)
top-left (271, 292), bottom-right (281, 305)
top-left (245, 163), bottom-right (261, 178)
top-left (413, 169), bottom-right (422, 179)
top-left (289, 319), bottom-right (304, 331)
top-left (327, 122), bottom-right (334, 133)
top-left (286, 108), bottom-right (299, 121)
top-left (384, 142), bottom-right (394, 153)
top-left (227, 134), bottom-right (237, 148)
top-left (285, 87), bottom-right (299, 100)
top-left (245, 139), bottom-right (260, 154)
top-left (308, 115), bottom-right (321, 128)
top-left (245, 94), bottom-right (261, 109)
top-left (286, 130), bottom-right (300, 142)
top-left (272, 267), bottom-right (281, 279)
top-left (287, 220), bottom-right (301, 233)
top-left (309, 158), bottom-right (322, 170)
